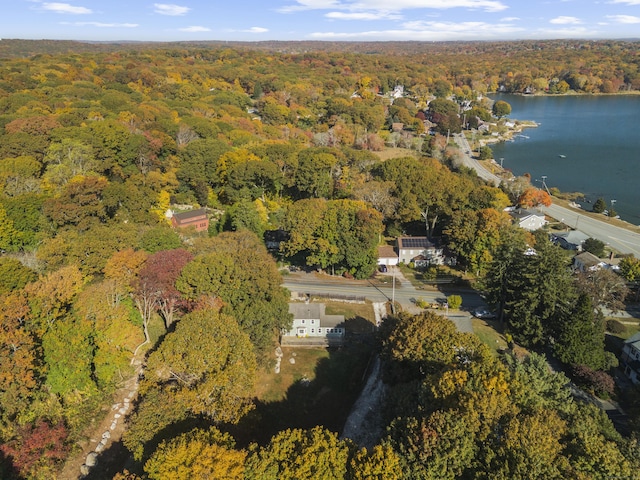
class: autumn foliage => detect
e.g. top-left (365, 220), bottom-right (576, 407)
top-left (518, 187), bottom-right (552, 208)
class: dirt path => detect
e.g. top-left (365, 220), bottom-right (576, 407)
top-left (58, 360), bottom-right (142, 479)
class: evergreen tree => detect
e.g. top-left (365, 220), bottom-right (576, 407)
top-left (592, 197), bottom-right (606, 213)
top-left (554, 294), bottom-right (607, 370)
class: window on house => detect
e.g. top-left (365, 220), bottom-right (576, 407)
top-left (311, 319), bottom-right (314, 324)
top-left (301, 319), bottom-right (305, 324)
top-left (311, 329), bottom-right (314, 333)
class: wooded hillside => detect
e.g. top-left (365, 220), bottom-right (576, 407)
top-left (1, 40), bottom-right (639, 478)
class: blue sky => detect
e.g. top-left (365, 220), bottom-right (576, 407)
top-left (3, 0), bottom-right (640, 42)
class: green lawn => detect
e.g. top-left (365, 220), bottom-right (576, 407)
top-left (323, 300), bottom-right (377, 333)
top-left (471, 318), bottom-right (509, 356)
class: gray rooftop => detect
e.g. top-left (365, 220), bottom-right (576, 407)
top-left (288, 303), bottom-right (345, 328)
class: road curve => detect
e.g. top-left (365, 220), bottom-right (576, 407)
top-left (453, 133), bottom-right (501, 186)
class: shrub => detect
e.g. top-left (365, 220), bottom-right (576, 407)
top-left (477, 145), bottom-right (493, 160)
top-left (583, 238), bottom-right (605, 257)
top-left (606, 319), bottom-right (626, 334)
top-left (572, 364), bottom-right (615, 398)
top-left (415, 297), bottom-right (429, 309)
top-left (447, 295), bottom-right (462, 310)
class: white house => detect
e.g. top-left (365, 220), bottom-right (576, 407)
top-left (510, 209), bottom-right (548, 231)
top-left (621, 332), bottom-right (640, 384)
top-left (282, 303), bottom-right (345, 343)
top-left (396, 236), bottom-right (444, 266)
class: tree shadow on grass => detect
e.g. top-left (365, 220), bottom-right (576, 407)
top-left (225, 340), bottom-right (375, 448)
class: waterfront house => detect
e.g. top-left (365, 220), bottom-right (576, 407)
top-left (282, 303), bottom-right (345, 344)
top-left (551, 230), bottom-right (590, 251)
top-left (621, 332), bottom-right (640, 385)
top-left (510, 209), bottom-right (548, 231)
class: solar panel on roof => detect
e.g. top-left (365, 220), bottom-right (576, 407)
top-left (401, 237), bottom-right (431, 248)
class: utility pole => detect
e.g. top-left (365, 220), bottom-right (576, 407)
top-left (541, 175), bottom-right (550, 195)
top-left (391, 266), bottom-right (396, 314)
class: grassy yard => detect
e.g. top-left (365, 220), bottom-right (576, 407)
top-left (323, 300), bottom-right (377, 333)
top-left (373, 147), bottom-right (418, 161)
top-left (397, 264), bottom-right (471, 291)
top-left (230, 342), bottom-right (375, 447)
top-left (472, 318), bottom-right (509, 356)
top-left (253, 347), bottom-right (330, 403)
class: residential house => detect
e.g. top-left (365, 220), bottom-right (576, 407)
top-left (551, 230), bottom-right (590, 251)
top-left (621, 332), bottom-right (640, 384)
top-left (572, 251), bottom-right (604, 272)
top-left (377, 245), bottom-right (399, 267)
top-left (264, 229), bottom-right (289, 252)
top-left (396, 236), bottom-right (444, 266)
top-left (171, 208), bottom-right (209, 232)
top-left (282, 303), bottom-right (345, 344)
top-left (510, 208), bottom-right (548, 231)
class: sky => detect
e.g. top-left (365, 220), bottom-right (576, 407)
top-left (2, 0), bottom-right (640, 42)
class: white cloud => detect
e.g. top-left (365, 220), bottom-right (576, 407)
top-left (500, 16), bottom-right (520, 22)
top-left (154, 3), bottom-right (190, 16)
top-left (326, 11), bottom-right (402, 20)
top-left (227, 26), bottom-right (269, 33)
top-left (244, 26), bottom-right (269, 33)
top-left (606, 14), bottom-right (640, 23)
top-left (549, 16), bottom-right (582, 24)
top-left (41, 2), bottom-right (92, 14)
top-left (280, 0), bottom-right (508, 14)
top-left (179, 26), bottom-right (210, 32)
top-left (61, 21), bottom-right (138, 27)
top-left (608, 0), bottom-right (640, 4)
top-left (310, 20), bottom-right (523, 40)
top-left (537, 26), bottom-right (593, 37)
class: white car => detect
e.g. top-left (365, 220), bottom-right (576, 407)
top-left (473, 307), bottom-right (496, 319)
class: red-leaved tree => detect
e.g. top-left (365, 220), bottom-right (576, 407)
top-left (137, 249), bottom-right (193, 329)
top-left (0, 420), bottom-right (69, 477)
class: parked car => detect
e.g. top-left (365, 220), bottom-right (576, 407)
top-left (473, 307), bottom-right (496, 319)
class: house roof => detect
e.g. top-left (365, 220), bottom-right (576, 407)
top-left (377, 245), bottom-right (398, 259)
top-left (574, 251), bottom-right (601, 267)
top-left (552, 230), bottom-right (589, 245)
top-left (510, 209), bottom-right (544, 220)
top-left (173, 208), bottom-right (207, 222)
top-left (625, 332), bottom-right (640, 350)
top-left (288, 303), bottom-right (344, 328)
top-left (397, 236), bottom-right (436, 250)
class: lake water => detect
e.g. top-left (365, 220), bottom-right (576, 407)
top-left (489, 94), bottom-right (640, 223)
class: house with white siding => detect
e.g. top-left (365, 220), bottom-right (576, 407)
top-left (396, 236), bottom-right (444, 266)
top-left (282, 303), bottom-right (345, 343)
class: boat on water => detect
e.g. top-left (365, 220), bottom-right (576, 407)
top-left (558, 154), bottom-right (566, 158)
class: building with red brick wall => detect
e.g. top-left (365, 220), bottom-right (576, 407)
top-left (170, 208), bottom-right (209, 232)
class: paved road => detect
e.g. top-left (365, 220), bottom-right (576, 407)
top-left (453, 133), bottom-right (500, 186)
top-left (453, 133), bottom-right (640, 258)
top-left (541, 204), bottom-right (640, 257)
top-left (283, 269), bottom-right (480, 333)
